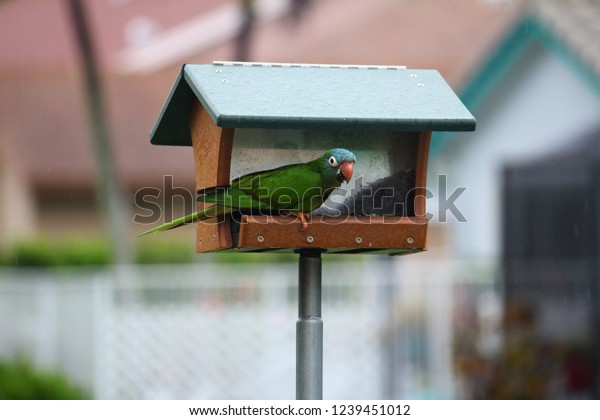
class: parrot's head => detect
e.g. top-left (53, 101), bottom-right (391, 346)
top-left (323, 148), bottom-right (356, 184)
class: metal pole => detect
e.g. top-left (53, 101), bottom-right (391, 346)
top-left (66, 0), bottom-right (131, 265)
top-left (296, 250), bottom-right (323, 400)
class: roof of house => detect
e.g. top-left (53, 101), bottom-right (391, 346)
top-left (535, 0), bottom-right (600, 80)
top-left (497, 0), bottom-right (600, 98)
top-left (430, 0), bottom-right (600, 155)
top-left (0, 0), bottom-right (228, 70)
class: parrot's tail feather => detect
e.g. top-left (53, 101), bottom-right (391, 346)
top-left (197, 185), bottom-right (231, 196)
top-left (137, 206), bottom-right (232, 236)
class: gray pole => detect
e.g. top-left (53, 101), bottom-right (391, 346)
top-left (296, 250), bottom-right (323, 400)
top-left (66, 0), bottom-right (131, 265)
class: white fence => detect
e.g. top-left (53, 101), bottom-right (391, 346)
top-left (0, 258), bottom-right (499, 399)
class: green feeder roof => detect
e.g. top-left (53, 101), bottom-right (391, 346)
top-left (151, 62), bottom-right (476, 146)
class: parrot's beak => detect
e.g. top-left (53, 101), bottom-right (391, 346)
top-left (339, 161), bottom-right (354, 182)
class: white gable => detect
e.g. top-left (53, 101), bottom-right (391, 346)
top-left (431, 42), bottom-right (600, 258)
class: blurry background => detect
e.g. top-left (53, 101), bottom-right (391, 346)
top-left (1, 0), bottom-right (599, 399)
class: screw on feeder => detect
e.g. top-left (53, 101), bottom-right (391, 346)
top-left (222, 79), bottom-right (229, 83)
top-left (355, 236), bottom-right (363, 244)
top-left (257, 235), bottom-right (265, 243)
top-left (306, 236), bottom-right (314, 244)
top-left (406, 236), bottom-right (414, 245)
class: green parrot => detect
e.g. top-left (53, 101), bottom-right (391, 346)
top-left (139, 148), bottom-right (356, 236)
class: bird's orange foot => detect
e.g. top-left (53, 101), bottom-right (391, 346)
top-left (291, 212), bottom-right (310, 231)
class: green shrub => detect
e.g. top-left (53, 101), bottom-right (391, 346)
top-left (7, 238), bottom-right (111, 267)
top-left (0, 357), bottom-right (88, 400)
top-left (135, 238), bottom-right (195, 264)
top-left (0, 237), bottom-right (198, 267)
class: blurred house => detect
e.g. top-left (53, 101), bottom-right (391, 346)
top-left (431, 0), bottom-right (600, 259)
top-left (428, 0), bottom-right (600, 398)
top-left (0, 0), bottom-right (520, 243)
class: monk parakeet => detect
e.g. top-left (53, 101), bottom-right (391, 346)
top-left (139, 148), bottom-right (356, 236)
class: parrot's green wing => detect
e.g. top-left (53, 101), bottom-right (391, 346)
top-left (233, 162), bottom-right (326, 212)
top-left (197, 186), bottom-right (271, 210)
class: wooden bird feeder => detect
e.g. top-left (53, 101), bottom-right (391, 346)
top-left (149, 61), bottom-right (475, 400)
top-left (150, 61), bottom-right (475, 255)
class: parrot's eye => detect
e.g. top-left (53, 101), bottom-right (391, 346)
top-left (328, 156), bottom-right (338, 167)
